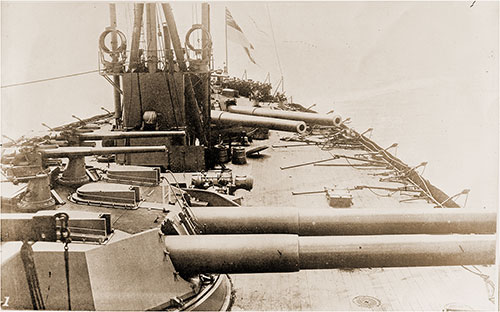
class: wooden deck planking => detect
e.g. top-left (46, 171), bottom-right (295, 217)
top-left (364, 269), bottom-right (395, 311)
top-left (374, 268), bottom-right (404, 310)
top-left (305, 270), bottom-right (340, 310)
top-left (225, 130), bottom-right (496, 311)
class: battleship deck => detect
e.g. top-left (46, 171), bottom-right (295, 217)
top-left (1, 119), bottom-right (495, 311)
top-left (224, 130), bottom-right (496, 311)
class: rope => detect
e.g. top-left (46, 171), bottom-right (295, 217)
top-left (163, 73), bottom-right (180, 128)
top-left (365, 186), bottom-right (398, 198)
top-left (266, 5), bottom-right (284, 84)
top-left (343, 156), bottom-right (384, 170)
top-left (163, 171), bottom-right (204, 231)
top-left (358, 136), bottom-right (442, 206)
top-left (20, 242), bottom-right (45, 310)
top-left (164, 171), bottom-right (189, 205)
top-left (64, 242), bottom-right (72, 310)
top-left (125, 4), bottom-right (132, 41)
top-left (155, 3), bottom-right (165, 68)
top-left (461, 265), bottom-right (496, 304)
top-left (1, 70), bottom-right (99, 89)
top-left (112, 209), bottom-right (129, 226)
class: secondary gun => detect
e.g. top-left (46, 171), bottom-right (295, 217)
top-left (3, 146), bottom-right (167, 212)
top-left (211, 110), bottom-right (307, 134)
top-left (227, 105), bottom-right (343, 127)
top-left (55, 130), bottom-right (186, 146)
top-left (41, 146), bottom-right (167, 186)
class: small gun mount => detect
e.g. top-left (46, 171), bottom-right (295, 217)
top-left (41, 146), bottom-right (167, 186)
top-left (16, 172), bottom-right (56, 212)
top-left (3, 146), bottom-right (167, 212)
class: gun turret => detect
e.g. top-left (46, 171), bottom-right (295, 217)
top-left (1, 205), bottom-right (496, 310)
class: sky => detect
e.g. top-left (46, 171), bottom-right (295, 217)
top-left (2, 2), bottom-right (498, 128)
top-left (1, 1), bottom-right (499, 209)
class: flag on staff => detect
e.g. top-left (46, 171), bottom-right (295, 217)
top-left (225, 8), bottom-right (256, 64)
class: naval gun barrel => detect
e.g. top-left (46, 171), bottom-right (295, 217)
top-left (211, 110), bottom-right (307, 134)
top-left (40, 146), bottom-right (167, 186)
top-left (165, 234), bottom-right (495, 275)
top-left (59, 130), bottom-right (186, 141)
top-left (227, 106), bottom-right (342, 127)
top-left (191, 207), bottom-right (497, 235)
top-left (40, 146), bottom-right (167, 158)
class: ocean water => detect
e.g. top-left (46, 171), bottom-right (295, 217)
top-left (331, 77), bottom-right (498, 211)
top-left (2, 2), bottom-right (498, 210)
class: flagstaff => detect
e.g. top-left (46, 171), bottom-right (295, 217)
top-left (224, 7), bottom-right (228, 73)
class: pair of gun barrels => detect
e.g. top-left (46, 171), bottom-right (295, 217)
top-left (211, 107), bottom-right (343, 134)
top-left (164, 207), bottom-right (496, 275)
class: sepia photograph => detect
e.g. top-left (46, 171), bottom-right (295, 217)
top-left (1, 1), bottom-right (498, 311)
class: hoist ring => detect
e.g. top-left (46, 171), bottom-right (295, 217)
top-left (54, 212), bottom-right (71, 243)
top-left (185, 24), bottom-right (212, 53)
top-left (99, 28), bottom-right (127, 55)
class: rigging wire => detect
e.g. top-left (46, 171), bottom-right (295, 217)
top-left (461, 265), bottom-right (496, 304)
top-left (1, 70), bottom-right (100, 89)
top-left (125, 3), bottom-right (133, 43)
top-left (266, 4), bottom-right (284, 90)
top-left (195, 3), bottom-right (200, 51)
top-left (366, 187), bottom-right (398, 198)
top-left (155, 3), bottom-right (165, 68)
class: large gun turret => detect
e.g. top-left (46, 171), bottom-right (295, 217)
top-left (155, 205), bottom-right (497, 276)
top-left (1, 205), bottom-right (496, 310)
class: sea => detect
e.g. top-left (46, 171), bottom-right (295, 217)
top-left (1, 2), bottom-right (498, 211)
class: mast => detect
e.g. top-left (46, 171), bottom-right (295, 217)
top-left (162, 23), bottom-right (175, 73)
top-left (145, 3), bottom-right (158, 73)
top-left (201, 3), bottom-right (210, 65)
top-left (129, 4), bottom-right (144, 71)
top-left (109, 3), bottom-right (122, 127)
top-left (266, 4), bottom-right (284, 95)
top-left (201, 3), bottom-right (211, 143)
top-left (161, 3), bottom-right (207, 145)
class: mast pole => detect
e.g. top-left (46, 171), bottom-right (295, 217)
top-left (162, 23), bottom-right (175, 73)
top-left (224, 7), bottom-right (228, 74)
top-left (161, 3), bottom-right (207, 146)
top-left (129, 4), bottom-right (144, 71)
top-left (201, 3), bottom-right (211, 146)
top-left (109, 3), bottom-right (122, 127)
top-left (145, 3), bottom-right (158, 73)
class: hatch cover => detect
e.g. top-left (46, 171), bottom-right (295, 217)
top-left (352, 295), bottom-right (381, 308)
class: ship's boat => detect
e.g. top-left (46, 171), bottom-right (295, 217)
top-left (1, 2), bottom-right (496, 311)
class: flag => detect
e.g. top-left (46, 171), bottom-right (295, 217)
top-left (226, 8), bottom-right (256, 64)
